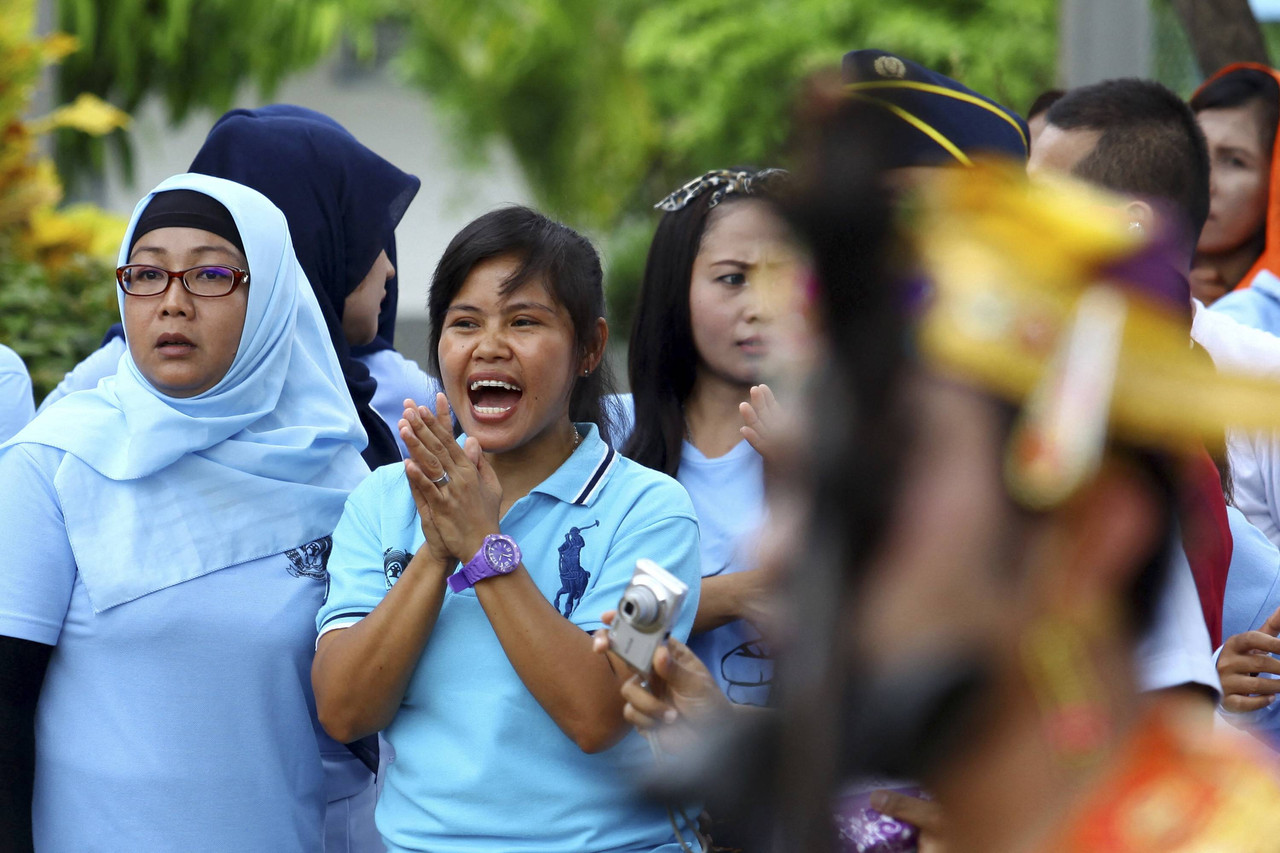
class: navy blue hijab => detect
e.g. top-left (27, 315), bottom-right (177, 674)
top-left (185, 105), bottom-right (420, 469)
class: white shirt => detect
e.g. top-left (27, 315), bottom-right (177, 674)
top-left (1191, 299), bottom-right (1280, 549)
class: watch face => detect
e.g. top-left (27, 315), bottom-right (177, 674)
top-left (484, 535), bottom-right (519, 572)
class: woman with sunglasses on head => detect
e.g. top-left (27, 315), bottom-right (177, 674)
top-left (0, 174), bottom-right (369, 852)
top-left (313, 206), bottom-right (703, 853)
top-left (620, 169), bottom-right (791, 712)
top-left (40, 105), bottom-right (434, 466)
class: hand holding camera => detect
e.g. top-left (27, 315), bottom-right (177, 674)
top-left (592, 560), bottom-right (729, 741)
top-left (607, 559), bottom-right (689, 677)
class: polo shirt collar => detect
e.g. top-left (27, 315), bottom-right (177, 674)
top-left (527, 423), bottom-right (618, 506)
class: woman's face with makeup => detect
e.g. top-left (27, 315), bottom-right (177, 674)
top-left (1197, 102), bottom-right (1272, 257)
top-left (122, 226), bottom-right (249, 398)
top-left (437, 253), bottom-right (590, 453)
top-left (688, 199), bottom-right (789, 388)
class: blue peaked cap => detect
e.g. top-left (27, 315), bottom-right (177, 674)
top-left (841, 49), bottom-right (1029, 166)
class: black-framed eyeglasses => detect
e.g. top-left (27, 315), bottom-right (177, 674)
top-left (116, 264), bottom-right (250, 298)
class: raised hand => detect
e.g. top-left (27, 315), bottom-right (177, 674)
top-left (592, 611), bottom-right (729, 750)
top-left (398, 398), bottom-right (453, 570)
top-left (739, 383), bottom-right (781, 462)
top-left (400, 392), bottom-right (503, 564)
top-left (1218, 604), bottom-right (1280, 714)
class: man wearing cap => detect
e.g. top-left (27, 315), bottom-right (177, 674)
top-left (844, 55), bottom-right (1220, 696)
top-left (1020, 78), bottom-right (1280, 771)
top-left (841, 49), bottom-right (1029, 170)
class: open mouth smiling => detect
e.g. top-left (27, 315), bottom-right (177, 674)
top-left (468, 377), bottom-right (524, 415)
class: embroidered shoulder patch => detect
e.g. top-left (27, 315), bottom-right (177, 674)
top-left (384, 548), bottom-right (412, 589)
top-left (286, 536), bottom-right (332, 580)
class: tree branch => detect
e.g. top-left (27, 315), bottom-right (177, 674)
top-left (1171, 0), bottom-right (1269, 76)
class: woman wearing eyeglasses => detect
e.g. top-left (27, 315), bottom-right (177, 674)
top-left (0, 174), bottom-right (369, 852)
top-left (39, 105), bottom-right (429, 468)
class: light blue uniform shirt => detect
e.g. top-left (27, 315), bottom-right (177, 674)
top-left (36, 336), bottom-right (125, 413)
top-left (0, 343), bottom-right (34, 441)
top-left (1211, 269), bottom-right (1280, 335)
top-left (0, 442), bottom-right (355, 853)
top-left (318, 424), bottom-right (702, 853)
top-left (611, 393), bottom-right (772, 706)
top-left (676, 439), bottom-right (771, 706)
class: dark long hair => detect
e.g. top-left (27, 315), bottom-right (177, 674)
top-left (624, 175), bottom-right (780, 477)
top-left (426, 206), bottom-right (616, 443)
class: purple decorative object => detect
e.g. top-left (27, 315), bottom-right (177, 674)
top-left (832, 785), bottom-right (927, 853)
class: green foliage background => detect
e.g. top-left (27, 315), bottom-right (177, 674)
top-left (0, 248), bottom-right (116, 400)
top-left (54, 0), bottom-right (349, 189)
top-left (51, 0), bottom-right (1059, 352)
top-left (369, 0), bottom-right (1058, 327)
top-left (382, 0), bottom-right (1056, 231)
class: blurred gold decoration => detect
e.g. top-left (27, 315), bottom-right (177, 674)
top-left (912, 163), bottom-right (1280, 507)
top-left (0, 0), bottom-right (128, 271)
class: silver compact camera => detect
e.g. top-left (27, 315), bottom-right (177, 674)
top-left (608, 559), bottom-right (689, 676)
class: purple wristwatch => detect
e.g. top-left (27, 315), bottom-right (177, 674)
top-left (448, 534), bottom-right (521, 592)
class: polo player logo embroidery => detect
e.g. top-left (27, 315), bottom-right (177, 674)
top-left (554, 521), bottom-right (599, 617)
top-left (285, 536), bottom-right (331, 580)
top-left (384, 548), bottom-right (412, 589)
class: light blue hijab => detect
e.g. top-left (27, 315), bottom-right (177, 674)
top-left (7, 173), bottom-right (370, 611)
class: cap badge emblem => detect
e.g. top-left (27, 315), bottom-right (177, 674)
top-left (874, 56), bottom-right (907, 79)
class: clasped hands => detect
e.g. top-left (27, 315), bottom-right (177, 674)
top-left (399, 393), bottom-right (503, 570)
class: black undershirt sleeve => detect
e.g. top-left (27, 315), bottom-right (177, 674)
top-left (0, 635), bottom-right (52, 853)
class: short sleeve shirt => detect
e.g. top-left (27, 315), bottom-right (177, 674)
top-left (317, 424), bottom-right (702, 853)
top-left (0, 442), bottom-right (344, 853)
top-left (677, 439), bottom-right (772, 706)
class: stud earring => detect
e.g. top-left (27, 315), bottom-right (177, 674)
top-left (1128, 221), bottom-right (1143, 234)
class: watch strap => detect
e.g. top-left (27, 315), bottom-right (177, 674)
top-left (447, 565), bottom-right (474, 593)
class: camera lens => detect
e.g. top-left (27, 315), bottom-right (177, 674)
top-left (619, 586), bottom-right (661, 628)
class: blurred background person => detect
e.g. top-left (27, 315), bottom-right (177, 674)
top-left (1027, 89), bottom-right (1066, 150)
top-left (1029, 79), bottom-right (1234, 672)
top-left (812, 160), bottom-right (1280, 853)
top-left (1191, 64), bottom-right (1280, 308)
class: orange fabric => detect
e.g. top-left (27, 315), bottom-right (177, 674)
top-left (1048, 709), bottom-right (1280, 852)
top-left (1194, 62), bottom-right (1280, 291)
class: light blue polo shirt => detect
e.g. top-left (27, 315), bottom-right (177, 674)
top-left (0, 442), bottom-right (356, 852)
top-left (318, 423), bottom-right (702, 853)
